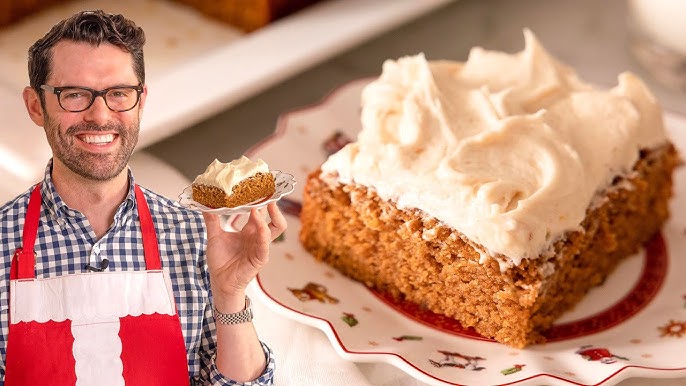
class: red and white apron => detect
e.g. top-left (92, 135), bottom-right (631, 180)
top-left (5, 184), bottom-right (190, 385)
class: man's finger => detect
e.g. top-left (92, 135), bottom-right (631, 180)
top-left (266, 203), bottom-right (287, 239)
top-left (202, 212), bottom-right (221, 236)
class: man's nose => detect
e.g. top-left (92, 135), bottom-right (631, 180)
top-left (82, 95), bottom-right (111, 124)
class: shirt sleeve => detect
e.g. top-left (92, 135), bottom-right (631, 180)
top-left (191, 218), bottom-right (275, 386)
top-left (191, 272), bottom-right (276, 386)
top-left (193, 301), bottom-right (276, 386)
top-left (206, 341), bottom-right (275, 385)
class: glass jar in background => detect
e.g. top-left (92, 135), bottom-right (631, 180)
top-left (628, 0), bottom-right (686, 91)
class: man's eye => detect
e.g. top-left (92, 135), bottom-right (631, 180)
top-left (109, 89), bottom-right (131, 98)
top-left (62, 90), bottom-right (88, 99)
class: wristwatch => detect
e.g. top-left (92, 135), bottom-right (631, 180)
top-left (213, 296), bottom-right (253, 325)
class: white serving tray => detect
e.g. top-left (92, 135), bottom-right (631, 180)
top-left (0, 0), bottom-right (453, 200)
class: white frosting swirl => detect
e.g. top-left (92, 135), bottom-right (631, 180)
top-left (193, 156), bottom-right (269, 193)
top-left (320, 29), bottom-right (668, 267)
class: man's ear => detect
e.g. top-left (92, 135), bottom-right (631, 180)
top-left (138, 83), bottom-right (147, 117)
top-left (23, 86), bottom-right (45, 127)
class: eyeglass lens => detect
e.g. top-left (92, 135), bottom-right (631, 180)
top-left (58, 87), bottom-right (140, 112)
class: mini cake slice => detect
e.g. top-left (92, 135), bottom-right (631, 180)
top-left (192, 156), bottom-right (276, 208)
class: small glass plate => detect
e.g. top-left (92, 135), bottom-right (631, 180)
top-left (176, 170), bottom-right (296, 216)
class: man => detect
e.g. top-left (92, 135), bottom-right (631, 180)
top-left (0, 10), bottom-right (286, 385)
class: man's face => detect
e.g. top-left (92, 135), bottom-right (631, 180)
top-left (40, 41), bottom-right (146, 181)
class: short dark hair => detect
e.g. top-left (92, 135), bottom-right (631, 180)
top-left (28, 10), bottom-right (146, 92)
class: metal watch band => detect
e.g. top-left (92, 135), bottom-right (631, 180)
top-left (213, 295), bottom-right (253, 325)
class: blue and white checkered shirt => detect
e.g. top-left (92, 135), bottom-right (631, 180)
top-left (0, 161), bottom-right (275, 385)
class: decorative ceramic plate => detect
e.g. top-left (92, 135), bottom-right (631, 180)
top-left (176, 171), bottom-right (296, 216)
top-left (246, 78), bottom-right (686, 386)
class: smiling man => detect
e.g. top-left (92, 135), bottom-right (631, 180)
top-left (0, 10), bottom-right (285, 385)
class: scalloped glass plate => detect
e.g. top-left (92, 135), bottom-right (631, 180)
top-left (247, 79), bottom-right (686, 386)
top-left (176, 170), bottom-right (296, 216)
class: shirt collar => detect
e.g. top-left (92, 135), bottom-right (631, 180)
top-left (40, 159), bottom-right (138, 220)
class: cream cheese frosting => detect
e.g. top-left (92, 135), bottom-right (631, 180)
top-left (193, 156), bottom-right (269, 193)
top-left (320, 29), bottom-right (668, 267)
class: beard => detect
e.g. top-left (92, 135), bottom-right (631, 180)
top-left (44, 114), bottom-right (140, 181)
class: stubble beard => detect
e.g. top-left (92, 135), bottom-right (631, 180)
top-left (44, 114), bottom-right (140, 181)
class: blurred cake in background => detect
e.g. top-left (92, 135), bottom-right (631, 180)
top-left (174, 0), bottom-right (323, 32)
top-left (0, 0), bottom-right (324, 31)
top-left (0, 0), bottom-right (62, 27)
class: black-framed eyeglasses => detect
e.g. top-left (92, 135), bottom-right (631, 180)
top-left (40, 84), bottom-right (143, 112)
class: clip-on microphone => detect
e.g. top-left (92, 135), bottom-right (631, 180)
top-left (85, 259), bottom-right (109, 272)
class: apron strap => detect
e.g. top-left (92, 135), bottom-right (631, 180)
top-left (12, 184), bottom-right (42, 279)
top-left (134, 185), bottom-right (161, 270)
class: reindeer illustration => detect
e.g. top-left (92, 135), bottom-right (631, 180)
top-left (429, 350), bottom-right (486, 371)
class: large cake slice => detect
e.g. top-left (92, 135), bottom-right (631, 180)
top-left (298, 30), bottom-right (680, 348)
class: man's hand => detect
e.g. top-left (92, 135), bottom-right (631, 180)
top-left (203, 202), bottom-right (286, 381)
top-left (202, 202), bottom-right (287, 311)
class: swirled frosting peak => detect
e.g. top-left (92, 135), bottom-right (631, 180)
top-left (320, 29), bottom-right (667, 267)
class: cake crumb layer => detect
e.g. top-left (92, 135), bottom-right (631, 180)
top-left (192, 172), bottom-right (275, 208)
top-left (299, 144), bottom-right (679, 348)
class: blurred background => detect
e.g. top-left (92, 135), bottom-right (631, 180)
top-left (1, 1), bottom-right (685, 384)
top-left (144, 0), bottom-right (686, 183)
